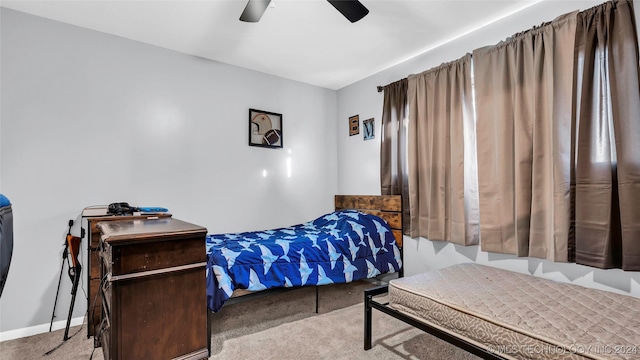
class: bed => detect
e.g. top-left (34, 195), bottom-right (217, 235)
top-left (365, 263), bottom-right (640, 359)
top-left (206, 195), bottom-right (403, 312)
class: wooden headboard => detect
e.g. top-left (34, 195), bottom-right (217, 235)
top-left (334, 195), bottom-right (403, 247)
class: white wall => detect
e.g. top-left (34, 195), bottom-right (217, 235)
top-left (337, 0), bottom-right (640, 296)
top-left (0, 8), bottom-right (337, 337)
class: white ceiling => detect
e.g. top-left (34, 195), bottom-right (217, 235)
top-left (1, 0), bottom-right (542, 90)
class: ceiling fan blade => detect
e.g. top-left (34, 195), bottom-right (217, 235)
top-left (239, 0), bottom-right (272, 22)
top-left (327, 0), bottom-right (369, 23)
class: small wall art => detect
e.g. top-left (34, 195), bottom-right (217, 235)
top-left (249, 109), bottom-right (283, 149)
top-left (349, 115), bottom-right (359, 136)
top-left (363, 118), bottom-right (374, 140)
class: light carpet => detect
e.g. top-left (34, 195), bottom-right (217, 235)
top-left (0, 281), bottom-right (480, 359)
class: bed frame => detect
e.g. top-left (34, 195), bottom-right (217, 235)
top-left (360, 195), bottom-right (504, 358)
top-left (364, 285), bottom-right (505, 359)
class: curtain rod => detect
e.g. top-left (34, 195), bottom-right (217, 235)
top-left (376, 1), bottom-right (606, 93)
top-left (377, 78), bottom-right (407, 93)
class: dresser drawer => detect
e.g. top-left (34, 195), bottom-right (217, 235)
top-left (109, 236), bottom-right (204, 276)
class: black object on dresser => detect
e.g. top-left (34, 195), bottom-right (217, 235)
top-left (96, 217), bottom-right (209, 360)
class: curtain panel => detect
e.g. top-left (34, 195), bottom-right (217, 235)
top-left (380, 78), bottom-right (410, 232)
top-left (381, 0), bottom-right (640, 270)
top-left (407, 54), bottom-right (480, 246)
top-left (472, 12), bottom-right (578, 261)
top-left (574, 0), bottom-right (640, 271)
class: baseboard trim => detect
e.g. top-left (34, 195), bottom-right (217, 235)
top-left (0, 316), bottom-right (85, 342)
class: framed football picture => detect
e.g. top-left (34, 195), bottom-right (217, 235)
top-left (248, 109), bottom-right (283, 149)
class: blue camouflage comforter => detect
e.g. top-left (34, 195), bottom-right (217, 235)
top-left (206, 210), bottom-right (402, 312)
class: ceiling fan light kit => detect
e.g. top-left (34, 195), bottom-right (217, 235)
top-left (240, 0), bottom-right (369, 23)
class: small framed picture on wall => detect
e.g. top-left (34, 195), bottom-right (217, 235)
top-left (363, 118), bottom-right (374, 140)
top-left (249, 109), bottom-right (283, 149)
top-left (349, 115), bottom-right (359, 136)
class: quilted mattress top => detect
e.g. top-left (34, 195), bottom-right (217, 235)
top-left (390, 263), bottom-right (640, 359)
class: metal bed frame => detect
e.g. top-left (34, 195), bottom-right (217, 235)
top-left (364, 284), bottom-right (506, 360)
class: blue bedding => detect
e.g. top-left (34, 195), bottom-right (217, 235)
top-left (206, 210), bottom-right (402, 312)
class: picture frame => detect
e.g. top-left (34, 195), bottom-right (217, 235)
top-left (349, 115), bottom-right (359, 136)
top-left (249, 109), bottom-right (283, 149)
top-left (363, 118), bottom-right (374, 140)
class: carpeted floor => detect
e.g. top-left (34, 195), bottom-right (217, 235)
top-left (0, 281), bottom-right (480, 360)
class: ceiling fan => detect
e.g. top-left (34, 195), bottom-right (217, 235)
top-left (240, 0), bottom-right (369, 23)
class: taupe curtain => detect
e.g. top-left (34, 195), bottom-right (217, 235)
top-left (407, 54), bottom-right (479, 245)
top-left (574, 0), bottom-right (640, 270)
top-left (473, 12), bottom-right (578, 260)
top-left (380, 78), bottom-right (410, 232)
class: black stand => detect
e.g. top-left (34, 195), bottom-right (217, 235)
top-left (49, 245), bottom-right (67, 333)
top-left (48, 220), bottom-right (82, 341)
top-left (44, 221), bottom-right (83, 356)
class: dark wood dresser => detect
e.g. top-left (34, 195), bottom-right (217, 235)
top-left (84, 211), bottom-right (172, 338)
top-left (96, 217), bottom-right (209, 360)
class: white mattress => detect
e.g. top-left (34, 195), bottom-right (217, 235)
top-left (389, 263), bottom-right (640, 360)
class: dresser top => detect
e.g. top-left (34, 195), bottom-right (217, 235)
top-left (98, 217), bottom-right (207, 244)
